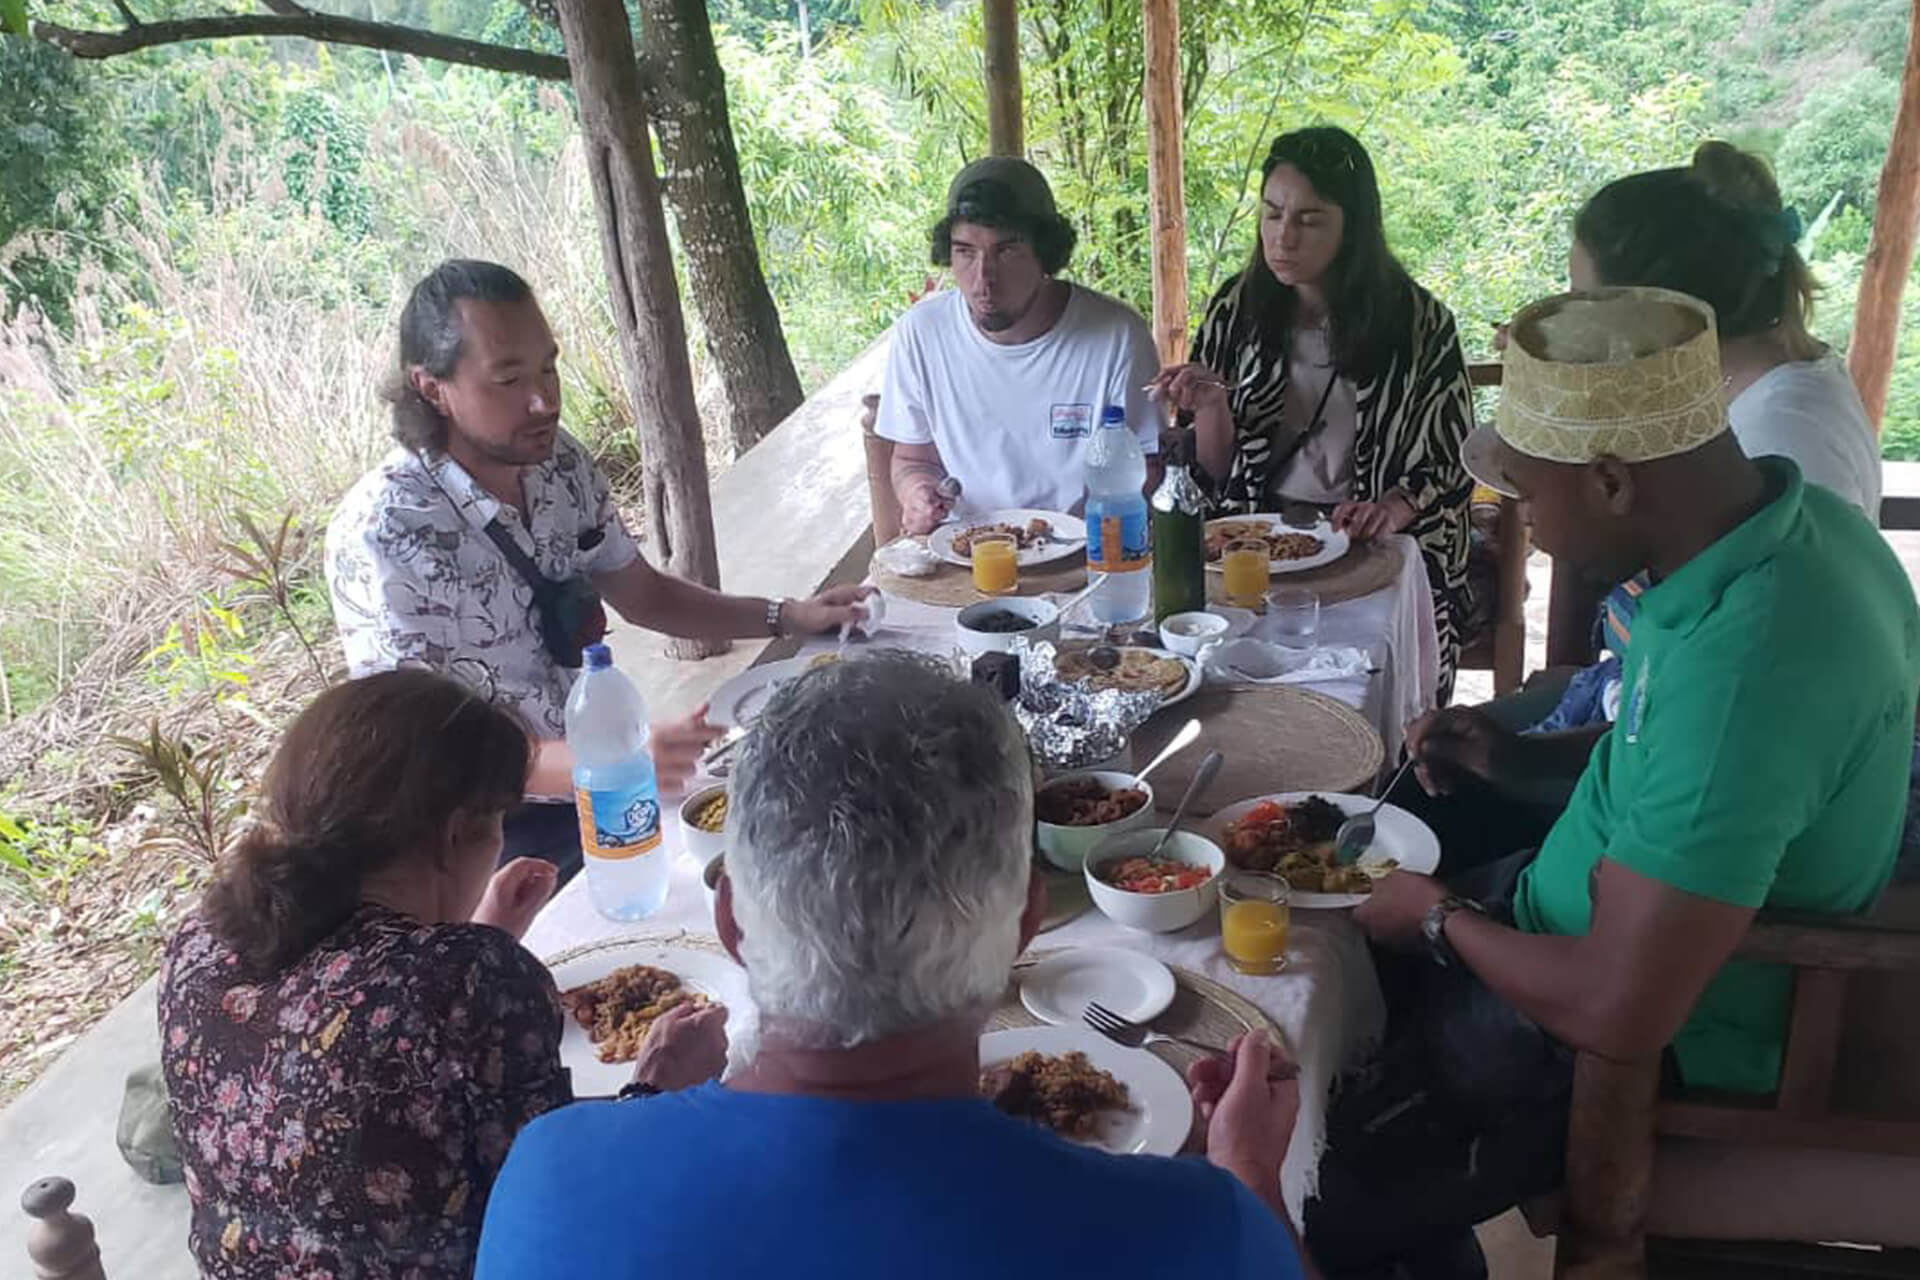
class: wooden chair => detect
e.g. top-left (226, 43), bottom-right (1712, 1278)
top-left (20, 1177), bottom-right (107, 1280)
top-left (1545, 886), bottom-right (1920, 1278)
top-left (860, 393), bottom-right (901, 548)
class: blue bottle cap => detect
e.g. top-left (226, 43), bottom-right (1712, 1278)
top-left (583, 643), bottom-right (613, 670)
top-left (1101, 405), bottom-right (1126, 424)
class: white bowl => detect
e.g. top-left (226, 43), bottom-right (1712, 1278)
top-left (1034, 771), bottom-right (1155, 872)
top-left (678, 784), bottom-right (729, 867)
top-left (955, 597), bottom-right (1061, 657)
top-left (1158, 611), bottom-right (1231, 657)
top-left (701, 852), bottom-right (725, 916)
top-left (1084, 829), bottom-right (1227, 933)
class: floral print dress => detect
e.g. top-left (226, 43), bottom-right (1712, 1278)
top-left (159, 906), bottom-right (573, 1279)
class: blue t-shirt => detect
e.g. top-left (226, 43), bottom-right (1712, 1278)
top-left (476, 1083), bottom-right (1302, 1278)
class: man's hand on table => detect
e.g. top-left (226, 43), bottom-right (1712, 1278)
top-left (653, 706), bottom-right (724, 796)
top-left (1188, 1031), bottom-right (1300, 1186)
top-left (472, 857), bottom-right (560, 940)
top-left (1404, 705), bottom-right (1518, 795)
top-left (780, 585), bottom-right (877, 636)
top-left (1351, 870), bottom-right (1448, 950)
top-left (630, 1001), bottom-right (730, 1092)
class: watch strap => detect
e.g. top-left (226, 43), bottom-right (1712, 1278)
top-left (1422, 894), bottom-right (1484, 969)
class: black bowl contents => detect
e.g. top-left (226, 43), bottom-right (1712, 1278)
top-left (968, 609), bottom-right (1039, 633)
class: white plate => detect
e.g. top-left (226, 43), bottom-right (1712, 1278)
top-left (979, 1025), bottom-right (1193, 1156)
top-left (543, 937), bottom-right (752, 1098)
top-left (1018, 947), bottom-right (1176, 1028)
top-left (1054, 646), bottom-right (1202, 711)
top-left (706, 652), bottom-right (850, 728)
top-left (929, 509), bottom-right (1088, 569)
top-left (1204, 514), bottom-right (1352, 575)
top-left (1201, 790), bottom-right (1441, 910)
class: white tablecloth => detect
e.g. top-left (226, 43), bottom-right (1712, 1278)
top-left (524, 536), bottom-right (1438, 1220)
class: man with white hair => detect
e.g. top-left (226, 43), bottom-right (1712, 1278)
top-left (475, 653), bottom-right (1312, 1279)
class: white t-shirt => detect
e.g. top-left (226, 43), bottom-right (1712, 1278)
top-left (1730, 352), bottom-right (1881, 518)
top-left (876, 284), bottom-right (1163, 513)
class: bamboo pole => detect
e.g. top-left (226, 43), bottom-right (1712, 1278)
top-left (983, 0), bottom-right (1023, 157)
top-left (1847, 0), bottom-right (1920, 431)
top-left (1142, 0), bottom-right (1189, 366)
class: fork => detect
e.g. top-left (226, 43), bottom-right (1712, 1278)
top-left (1083, 1001), bottom-right (1299, 1080)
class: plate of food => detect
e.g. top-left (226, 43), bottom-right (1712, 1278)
top-left (929, 509), bottom-right (1087, 569)
top-left (1202, 791), bottom-right (1440, 910)
top-left (706, 651), bottom-right (849, 728)
top-left (978, 1025), bottom-right (1192, 1156)
top-left (544, 937), bottom-right (752, 1097)
top-left (1052, 645), bottom-right (1201, 709)
top-left (1203, 515), bottom-right (1350, 575)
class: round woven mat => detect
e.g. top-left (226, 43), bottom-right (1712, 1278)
top-left (1035, 862), bottom-right (1092, 932)
top-left (1131, 684), bottom-right (1383, 813)
top-left (871, 539), bottom-right (1087, 607)
top-left (1206, 536), bottom-right (1401, 608)
top-left (990, 949), bottom-right (1282, 1082)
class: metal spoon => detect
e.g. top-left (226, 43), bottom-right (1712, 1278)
top-left (1147, 749), bottom-right (1223, 858)
top-left (1132, 718), bottom-right (1201, 788)
top-left (1333, 755), bottom-right (1418, 865)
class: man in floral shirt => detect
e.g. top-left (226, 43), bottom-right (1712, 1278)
top-left (327, 260), bottom-right (867, 875)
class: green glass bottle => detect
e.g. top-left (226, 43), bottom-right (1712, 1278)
top-left (1150, 429), bottom-right (1207, 622)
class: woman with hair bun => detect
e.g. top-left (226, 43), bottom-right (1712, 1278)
top-left (1572, 140), bottom-right (1879, 514)
top-left (159, 670), bottom-right (725, 1280)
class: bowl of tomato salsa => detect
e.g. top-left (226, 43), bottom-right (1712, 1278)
top-left (1084, 830), bottom-right (1226, 933)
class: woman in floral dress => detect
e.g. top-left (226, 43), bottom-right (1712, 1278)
top-left (159, 670), bottom-right (724, 1279)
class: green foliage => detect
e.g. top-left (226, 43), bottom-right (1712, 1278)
top-left (280, 87), bottom-right (372, 236)
top-left (1775, 69), bottom-right (1899, 221)
top-left (0, 805), bottom-right (99, 903)
top-left (108, 720), bottom-right (243, 865)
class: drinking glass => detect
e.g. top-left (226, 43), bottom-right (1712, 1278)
top-left (970, 533), bottom-right (1019, 595)
top-left (1220, 538), bottom-right (1270, 609)
top-left (1219, 870), bottom-right (1291, 975)
top-left (1268, 586), bottom-right (1321, 650)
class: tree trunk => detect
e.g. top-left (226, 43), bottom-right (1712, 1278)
top-left (1847, 0), bottom-right (1920, 432)
top-left (1141, 0), bottom-right (1189, 366)
top-left (552, 0), bottom-right (726, 660)
top-left (635, 0), bottom-right (804, 456)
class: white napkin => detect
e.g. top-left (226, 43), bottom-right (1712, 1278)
top-left (874, 537), bottom-right (940, 578)
top-left (1201, 638), bottom-right (1372, 686)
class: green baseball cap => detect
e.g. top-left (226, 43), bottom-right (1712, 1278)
top-left (947, 156), bottom-right (1059, 221)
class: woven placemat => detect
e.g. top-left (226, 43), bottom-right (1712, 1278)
top-left (1206, 536), bottom-right (1401, 608)
top-left (872, 539), bottom-right (1087, 607)
top-left (990, 949), bottom-right (1282, 1081)
top-left (1035, 862), bottom-right (1092, 932)
top-left (1131, 684), bottom-right (1383, 813)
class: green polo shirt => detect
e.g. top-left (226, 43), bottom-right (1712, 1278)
top-left (1513, 458), bottom-right (1919, 1095)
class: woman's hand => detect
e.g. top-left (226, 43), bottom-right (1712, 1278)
top-left (1151, 363), bottom-right (1233, 417)
top-left (651, 707), bottom-right (724, 797)
top-left (630, 1001), bottom-right (730, 1092)
top-left (471, 857), bottom-right (559, 940)
top-left (1332, 491), bottom-right (1416, 541)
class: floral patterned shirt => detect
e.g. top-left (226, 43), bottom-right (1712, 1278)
top-left (324, 432), bottom-right (640, 738)
top-left (159, 907), bottom-right (573, 1280)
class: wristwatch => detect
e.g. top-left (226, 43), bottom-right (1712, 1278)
top-left (1421, 894), bottom-right (1486, 969)
top-left (765, 597), bottom-right (791, 638)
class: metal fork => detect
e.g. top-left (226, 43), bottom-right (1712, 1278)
top-left (1083, 1001), bottom-right (1300, 1080)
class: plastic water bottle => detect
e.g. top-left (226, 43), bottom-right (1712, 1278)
top-left (1084, 405), bottom-right (1152, 625)
top-left (565, 643), bottom-right (669, 921)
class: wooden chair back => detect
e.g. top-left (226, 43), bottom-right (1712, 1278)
top-left (860, 393), bottom-right (900, 547)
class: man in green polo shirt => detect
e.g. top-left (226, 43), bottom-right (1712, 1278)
top-left (1302, 286), bottom-right (1918, 1280)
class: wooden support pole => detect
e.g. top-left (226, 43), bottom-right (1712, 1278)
top-left (1141, 0), bottom-right (1189, 367)
top-left (1848, 0), bottom-right (1920, 430)
top-left (983, 0), bottom-right (1023, 157)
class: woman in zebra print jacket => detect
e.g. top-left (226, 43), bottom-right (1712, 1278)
top-left (1157, 126), bottom-right (1476, 700)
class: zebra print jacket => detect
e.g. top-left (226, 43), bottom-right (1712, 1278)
top-left (1191, 274), bottom-right (1476, 700)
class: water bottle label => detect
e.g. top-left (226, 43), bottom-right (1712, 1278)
top-left (574, 785), bottom-right (662, 861)
top-left (1088, 508), bottom-right (1150, 573)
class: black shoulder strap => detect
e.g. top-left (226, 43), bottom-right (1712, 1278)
top-left (482, 519), bottom-right (557, 600)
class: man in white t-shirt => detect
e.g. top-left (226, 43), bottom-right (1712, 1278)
top-left (879, 158), bottom-right (1164, 531)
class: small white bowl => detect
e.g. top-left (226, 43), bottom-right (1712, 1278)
top-left (955, 597), bottom-right (1061, 658)
top-left (1034, 771), bottom-right (1155, 872)
top-left (1158, 611), bottom-right (1231, 657)
top-left (1084, 829), bottom-right (1227, 933)
top-left (701, 852), bottom-right (725, 916)
top-left (678, 784), bottom-right (729, 867)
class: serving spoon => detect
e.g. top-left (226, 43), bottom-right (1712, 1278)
top-left (1131, 718), bottom-right (1201, 789)
top-left (1146, 749), bottom-right (1224, 859)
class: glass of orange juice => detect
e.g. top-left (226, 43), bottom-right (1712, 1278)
top-left (1220, 538), bottom-right (1270, 610)
top-left (970, 533), bottom-right (1019, 595)
top-left (1219, 870), bottom-right (1291, 974)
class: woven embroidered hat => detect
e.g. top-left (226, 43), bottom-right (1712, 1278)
top-left (1463, 286), bottom-right (1727, 498)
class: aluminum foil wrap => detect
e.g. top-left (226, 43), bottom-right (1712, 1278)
top-left (1010, 640), bottom-right (1163, 770)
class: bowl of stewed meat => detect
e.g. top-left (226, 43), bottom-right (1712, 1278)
top-left (1033, 771), bottom-right (1155, 872)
